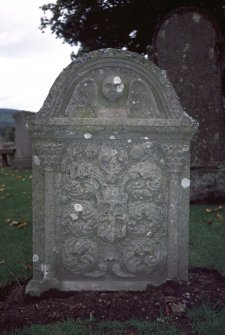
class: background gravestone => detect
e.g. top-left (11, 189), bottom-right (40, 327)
top-left (26, 49), bottom-right (197, 296)
top-left (12, 111), bottom-right (34, 169)
top-left (153, 8), bottom-right (225, 202)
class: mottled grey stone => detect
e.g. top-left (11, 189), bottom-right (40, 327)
top-left (153, 8), bottom-right (225, 202)
top-left (12, 111), bottom-right (34, 169)
top-left (25, 49), bottom-right (197, 296)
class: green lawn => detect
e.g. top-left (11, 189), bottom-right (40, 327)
top-left (2, 319), bottom-right (181, 335)
top-left (189, 204), bottom-right (225, 275)
top-left (0, 167), bottom-right (32, 285)
top-left (1, 166), bottom-right (225, 335)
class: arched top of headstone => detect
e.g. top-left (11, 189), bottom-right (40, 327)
top-left (31, 49), bottom-right (197, 129)
top-left (153, 7), bottom-right (222, 59)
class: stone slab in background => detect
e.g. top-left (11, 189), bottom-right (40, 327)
top-left (25, 49), bottom-right (197, 296)
top-left (12, 111), bottom-right (35, 169)
top-left (153, 8), bottom-right (225, 202)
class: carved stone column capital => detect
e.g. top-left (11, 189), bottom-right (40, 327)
top-left (33, 143), bottom-right (63, 169)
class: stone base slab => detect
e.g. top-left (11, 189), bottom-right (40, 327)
top-left (190, 166), bottom-right (225, 202)
top-left (11, 158), bottom-right (32, 169)
top-left (25, 278), bottom-right (168, 296)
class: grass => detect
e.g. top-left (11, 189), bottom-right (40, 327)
top-left (3, 306), bottom-right (225, 335)
top-left (189, 204), bottom-right (225, 275)
top-left (187, 303), bottom-right (225, 335)
top-left (0, 167), bottom-right (32, 285)
top-left (3, 319), bottom-right (181, 335)
top-left (1, 166), bottom-right (225, 334)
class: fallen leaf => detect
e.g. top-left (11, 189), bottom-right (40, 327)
top-left (164, 296), bottom-right (177, 303)
top-left (215, 206), bottom-right (223, 211)
top-left (170, 302), bottom-right (186, 313)
top-left (61, 302), bottom-right (87, 310)
top-left (17, 222), bottom-right (28, 229)
top-left (207, 220), bottom-right (213, 225)
top-left (89, 311), bottom-right (95, 320)
top-left (5, 219), bottom-right (11, 223)
top-left (165, 305), bottom-right (170, 316)
top-left (206, 208), bottom-right (213, 213)
top-left (24, 263), bottom-right (32, 270)
top-left (9, 220), bottom-right (19, 227)
top-left (0, 260), bottom-right (5, 265)
top-left (216, 213), bottom-right (223, 219)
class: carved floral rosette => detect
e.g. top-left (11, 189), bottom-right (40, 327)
top-left (56, 140), bottom-right (168, 279)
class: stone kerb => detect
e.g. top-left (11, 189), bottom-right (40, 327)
top-left (26, 49), bottom-right (197, 296)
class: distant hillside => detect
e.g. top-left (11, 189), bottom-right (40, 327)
top-left (0, 108), bottom-right (20, 139)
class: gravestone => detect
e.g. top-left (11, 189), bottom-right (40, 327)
top-left (153, 8), bottom-right (225, 202)
top-left (12, 111), bottom-right (34, 169)
top-left (25, 49), bottom-right (197, 296)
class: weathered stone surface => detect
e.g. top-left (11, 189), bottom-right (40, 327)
top-left (12, 111), bottom-right (34, 169)
top-left (25, 49), bottom-right (197, 296)
top-left (153, 8), bottom-right (225, 202)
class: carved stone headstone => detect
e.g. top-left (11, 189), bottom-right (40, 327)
top-left (153, 8), bottom-right (225, 202)
top-left (25, 49), bottom-right (197, 296)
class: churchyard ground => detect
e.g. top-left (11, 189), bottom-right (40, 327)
top-left (0, 166), bottom-right (225, 334)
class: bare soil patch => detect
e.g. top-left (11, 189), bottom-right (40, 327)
top-left (1, 268), bottom-right (225, 334)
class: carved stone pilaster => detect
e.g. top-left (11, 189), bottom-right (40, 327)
top-left (35, 144), bottom-right (63, 284)
top-left (162, 144), bottom-right (187, 280)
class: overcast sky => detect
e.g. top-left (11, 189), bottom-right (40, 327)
top-left (0, 0), bottom-right (77, 112)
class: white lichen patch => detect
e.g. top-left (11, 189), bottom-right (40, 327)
top-left (116, 83), bottom-right (124, 92)
top-left (74, 203), bottom-right (83, 212)
top-left (33, 155), bottom-right (40, 166)
top-left (183, 43), bottom-right (189, 52)
top-left (71, 213), bottom-right (79, 220)
top-left (111, 149), bottom-right (118, 156)
top-left (113, 76), bottom-right (121, 84)
top-left (109, 135), bottom-right (116, 140)
top-left (208, 47), bottom-right (215, 60)
top-left (112, 189), bottom-right (118, 196)
top-left (161, 70), bottom-right (167, 78)
top-left (145, 141), bottom-right (152, 148)
top-left (32, 254), bottom-right (39, 263)
top-left (181, 178), bottom-right (190, 188)
top-left (84, 133), bottom-right (92, 139)
top-left (41, 264), bottom-right (50, 278)
top-left (192, 13), bottom-right (201, 23)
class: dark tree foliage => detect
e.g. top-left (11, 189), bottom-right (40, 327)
top-left (40, 0), bottom-right (225, 57)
